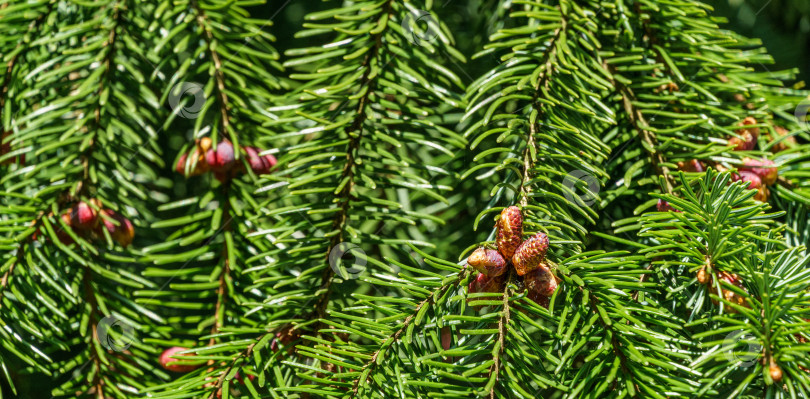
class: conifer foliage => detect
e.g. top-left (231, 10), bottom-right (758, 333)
top-left (2, 0), bottom-right (810, 398)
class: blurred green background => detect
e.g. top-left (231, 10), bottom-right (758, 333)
top-left (706, 0), bottom-right (810, 82)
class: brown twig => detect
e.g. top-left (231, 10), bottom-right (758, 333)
top-left (488, 270), bottom-right (513, 398)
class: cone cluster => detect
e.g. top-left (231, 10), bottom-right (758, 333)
top-left (727, 117), bottom-right (780, 201)
top-left (467, 206), bottom-right (558, 308)
top-left (697, 267), bottom-right (749, 313)
top-left (175, 138), bottom-right (277, 182)
top-left (34, 200), bottom-right (134, 248)
top-left (660, 118), bottom-right (781, 210)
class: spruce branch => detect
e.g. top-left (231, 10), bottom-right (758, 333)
top-left (317, 0), bottom-right (394, 323)
top-left (4, 0), bottom-right (810, 397)
top-left (189, 0), bottom-right (232, 135)
top-left (349, 269), bottom-right (466, 398)
top-left (488, 270), bottom-right (513, 399)
top-left (517, 14), bottom-right (565, 208)
top-left (0, 0), bottom-right (53, 114)
top-left (611, 73), bottom-right (675, 195)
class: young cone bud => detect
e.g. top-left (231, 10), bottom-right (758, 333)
top-left (524, 266), bottom-right (558, 297)
top-left (733, 171), bottom-right (762, 190)
top-left (739, 117), bottom-right (760, 138)
top-left (729, 117), bottom-right (759, 151)
top-left (233, 371), bottom-right (256, 385)
top-left (656, 199), bottom-right (680, 212)
top-left (677, 159), bottom-right (704, 173)
top-left (192, 149), bottom-right (209, 175)
top-left (71, 201), bottom-right (97, 230)
top-left (440, 327), bottom-right (452, 351)
top-left (198, 137), bottom-right (212, 152)
top-left (713, 271), bottom-right (749, 312)
top-left (754, 186), bottom-right (770, 202)
top-left (740, 158), bottom-right (778, 186)
top-left (176, 150), bottom-right (209, 176)
top-left (770, 364), bottom-right (783, 382)
top-left (175, 153), bottom-right (188, 174)
top-left (728, 131), bottom-right (755, 151)
top-left (496, 206), bottom-right (522, 258)
top-left (159, 347), bottom-right (199, 373)
top-left (467, 248), bottom-right (507, 276)
top-left (101, 209), bottom-right (135, 248)
top-left (697, 267), bottom-right (709, 285)
top-left (244, 146), bottom-right (277, 175)
top-left (263, 154), bottom-right (277, 170)
top-left (206, 141), bottom-right (235, 173)
top-left (512, 232), bottom-right (549, 276)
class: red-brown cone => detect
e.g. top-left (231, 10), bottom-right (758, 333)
top-left (512, 232), bottom-right (549, 276)
top-left (740, 158), bottom-right (778, 186)
top-left (159, 347), bottom-right (200, 373)
top-left (697, 267), bottom-right (709, 285)
top-left (71, 201), bottom-right (97, 230)
top-left (770, 364), bottom-right (783, 382)
top-left (524, 266), bottom-right (557, 297)
top-left (496, 206), bottom-right (522, 259)
top-left (245, 146), bottom-right (277, 175)
top-left (205, 141), bottom-right (235, 173)
top-left (753, 186), bottom-right (770, 202)
top-left (440, 327), bottom-right (452, 351)
top-left (467, 248), bottom-right (507, 276)
top-left (101, 209), bottom-right (135, 248)
top-left (709, 271), bottom-right (749, 312)
top-left (677, 159), bottom-right (704, 173)
top-left (176, 149), bottom-right (209, 176)
top-left (729, 117), bottom-right (759, 151)
top-left (732, 171), bottom-right (762, 190)
top-left (467, 272), bottom-right (504, 294)
top-left (175, 153), bottom-right (188, 174)
top-left (656, 199), bottom-right (680, 212)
